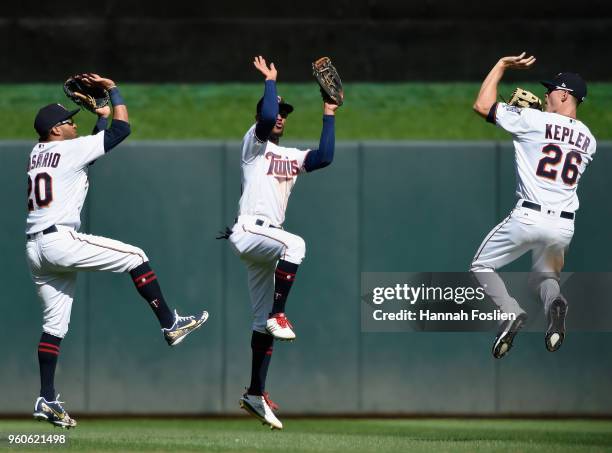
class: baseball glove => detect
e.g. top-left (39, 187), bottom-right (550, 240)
top-left (63, 76), bottom-right (110, 113)
top-left (312, 57), bottom-right (343, 106)
top-left (508, 87), bottom-right (543, 111)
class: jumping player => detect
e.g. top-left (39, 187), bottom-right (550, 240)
top-left (27, 74), bottom-right (208, 428)
top-left (223, 56), bottom-right (341, 429)
top-left (471, 53), bottom-right (596, 359)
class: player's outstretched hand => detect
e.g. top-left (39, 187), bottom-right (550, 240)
top-left (76, 73), bottom-right (117, 90)
top-left (253, 56), bottom-right (277, 81)
top-left (498, 52), bottom-right (536, 70)
top-left (324, 90), bottom-right (343, 115)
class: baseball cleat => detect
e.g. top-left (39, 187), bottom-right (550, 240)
top-left (33, 395), bottom-right (77, 429)
top-left (162, 309), bottom-right (209, 346)
top-left (545, 298), bottom-right (567, 352)
top-left (266, 313), bottom-right (296, 341)
top-left (492, 312), bottom-right (528, 359)
top-left (239, 392), bottom-right (283, 430)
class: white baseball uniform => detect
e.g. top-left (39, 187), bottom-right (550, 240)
top-left (471, 103), bottom-right (596, 316)
top-left (26, 133), bottom-right (147, 338)
top-left (229, 124), bottom-right (308, 332)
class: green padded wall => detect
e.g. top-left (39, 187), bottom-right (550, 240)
top-left (1, 140), bottom-right (611, 414)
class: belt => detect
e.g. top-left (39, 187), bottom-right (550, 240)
top-left (255, 219), bottom-right (282, 229)
top-left (521, 201), bottom-right (574, 220)
top-left (26, 225), bottom-right (58, 240)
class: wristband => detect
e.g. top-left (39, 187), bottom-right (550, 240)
top-left (109, 87), bottom-right (125, 106)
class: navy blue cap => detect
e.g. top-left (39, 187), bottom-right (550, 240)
top-left (34, 103), bottom-right (80, 136)
top-left (256, 96), bottom-right (294, 116)
top-left (541, 73), bottom-right (587, 103)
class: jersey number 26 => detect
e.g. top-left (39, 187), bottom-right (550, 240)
top-left (535, 144), bottom-right (582, 186)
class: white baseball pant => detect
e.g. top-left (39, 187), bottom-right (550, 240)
top-left (26, 225), bottom-right (148, 338)
top-left (470, 200), bottom-right (574, 317)
top-left (229, 215), bottom-right (306, 333)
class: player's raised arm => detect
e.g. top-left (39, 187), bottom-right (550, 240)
top-left (473, 52), bottom-right (536, 119)
top-left (304, 96), bottom-right (342, 172)
top-left (92, 104), bottom-right (110, 134)
top-left (253, 56), bottom-right (279, 142)
top-left (78, 73), bottom-right (131, 153)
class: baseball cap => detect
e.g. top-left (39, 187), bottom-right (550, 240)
top-left (34, 103), bottom-right (80, 137)
top-left (256, 95), bottom-right (294, 116)
top-left (541, 73), bottom-right (587, 103)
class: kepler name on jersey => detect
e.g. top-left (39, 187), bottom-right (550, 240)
top-left (545, 123), bottom-right (591, 151)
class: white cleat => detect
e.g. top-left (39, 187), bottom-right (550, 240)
top-left (265, 313), bottom-right (296, 341)
top-left (239, 393), bottom-right (283, 430)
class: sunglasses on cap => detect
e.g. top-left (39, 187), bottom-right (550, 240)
top-left (55, 118), bottom-right (75, 127)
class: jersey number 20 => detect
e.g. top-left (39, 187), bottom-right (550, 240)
top-left (535, 144), bottom-right (582, 186)
top-left (27, 172), bottom-right (53, 211)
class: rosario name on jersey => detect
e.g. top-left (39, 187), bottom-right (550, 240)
top-left (492, 103), bottom-right (596, 212)
top-left (238, 124), bottom-right (310, 226)
top-left (26, 132), bottom-right (105, 234)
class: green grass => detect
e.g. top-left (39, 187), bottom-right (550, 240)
top-left (1, 418), bottom-right (611, 452)
top-left (2, 83), bottom-right (612, 140)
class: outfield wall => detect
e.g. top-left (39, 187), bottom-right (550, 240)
top-left (1, 141), bottom-right (611, 415)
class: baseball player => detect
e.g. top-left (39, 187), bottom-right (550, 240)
top-left (471, 53), bottom-right (596, 359)
top-left (222, 56), bottom-right (340, 429)
top-left (27, 74), bottom-right (208, 428)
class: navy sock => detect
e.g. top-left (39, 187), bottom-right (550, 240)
top-left (248, 331), bottom-right (274, 395)
top-left (271, 260), bottom-right (299, 315)
top-left (129, 262), bottom-right (174, 329)
top-left (38, 333), bottom-right (61, 401)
